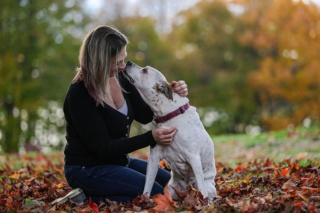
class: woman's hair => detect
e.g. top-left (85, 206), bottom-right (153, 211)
top-left (73, 25), bottom-right (128, 105)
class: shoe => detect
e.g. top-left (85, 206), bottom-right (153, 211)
top-left (51, 188), bottom-right (86, 205)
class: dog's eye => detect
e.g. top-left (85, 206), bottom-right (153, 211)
top-left (142, 68), bottom-right (148, 74)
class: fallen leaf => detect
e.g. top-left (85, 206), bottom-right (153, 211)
top-left (310, 196), bottom-right (320, 202)
top-left (171, 186), bottom-right (188, 201)
top-left (282, 177), bottom-right (299, 191)
top-left (9, 173), bottom-right (20, 180)
top-left (280, 168), bottom-right (289, 177)
top-left (54, 183), bottom-right (64, 189)
top-left (152, 186), bottom-right (175, 213)
top-left (79, 206), bottom-right (95, 213)
top-left (235, 164), bottom-right (245, 173)
top-left (89, 198), bottom-right (99, 213)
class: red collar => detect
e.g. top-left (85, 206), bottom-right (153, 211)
top-left (154, 103), bottom-right (190, 123)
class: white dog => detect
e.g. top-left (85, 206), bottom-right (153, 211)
top-left (124, 61), bottom-right (217, 202)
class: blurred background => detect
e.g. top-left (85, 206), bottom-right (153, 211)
top-left (0, 0), bottom-right (319, 154)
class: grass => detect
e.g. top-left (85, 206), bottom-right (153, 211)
top-left (0, 126), bottom-right (319, 169)
top-left (213, 126), bottom-right (320, 166)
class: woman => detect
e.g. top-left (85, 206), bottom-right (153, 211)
top-left (62, 25), bottom-right (188, 204)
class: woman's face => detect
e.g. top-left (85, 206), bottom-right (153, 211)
top-left (110, 46), bottom-right (127, 77)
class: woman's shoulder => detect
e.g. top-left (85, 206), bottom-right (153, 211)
top-left (68, 80), bottom-right (86, 93)
top-left (66, 80), bottom-right (91, 101)
top-left (65, 80), bottom-right (96, 107)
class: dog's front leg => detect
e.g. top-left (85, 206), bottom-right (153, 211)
top-left (143, 146), bottom-right (162, 196)
top-left (188, 156), bottom-right (208, 198)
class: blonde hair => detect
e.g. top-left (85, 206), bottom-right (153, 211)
top-left (73, 25), bottom-right (128, 105)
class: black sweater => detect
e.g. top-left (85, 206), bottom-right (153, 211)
top-left (63, 73), bottom-right (156, 167)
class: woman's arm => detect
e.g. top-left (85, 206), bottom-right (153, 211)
top-left (171, 80), bottom-right (188, 97)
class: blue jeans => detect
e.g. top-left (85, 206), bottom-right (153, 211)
top-left (64, 158), bottom-right (171, 204)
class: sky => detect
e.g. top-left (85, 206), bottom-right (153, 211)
top-left (83, 0), bottom-right (320, 33)
top-left (84, 0), bottom-right (320, 13)
top-left (83, 0), bottom-right (200, 33)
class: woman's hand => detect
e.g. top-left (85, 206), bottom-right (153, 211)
top-left (152, 127), bottom-right (178, 146)
top-left (171, 80), bottom-right (188, 97)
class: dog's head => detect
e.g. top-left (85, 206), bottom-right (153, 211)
top-left (124, 61), bottom-right (173, 101)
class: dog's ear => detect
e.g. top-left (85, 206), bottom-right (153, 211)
top-left (154, 81), bottom-right (173, 100)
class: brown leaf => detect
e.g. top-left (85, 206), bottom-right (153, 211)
top-left (239, 199), bottom-right (251, 212)
top-left (301, 186), bottom-right (320, 192)
top-left (106, 199), bottom-right (121, 213)
top-left (171, 185), bottom-right (188, 201)
top-left (226, 197), bottom-right (242, 208)
top-left (78, 206), bottom-right (95, 213)
top-left (310, 196), bottom-right (320, 202)
top-left (263, 158), bottom-right (274, 167)
top-left (282, 177), bottom-right (299, 191)
top-left (46, 205), bottom-right (56, 213)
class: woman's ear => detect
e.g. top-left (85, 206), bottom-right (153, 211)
top-left (154, 81), bottom-right (173, 100)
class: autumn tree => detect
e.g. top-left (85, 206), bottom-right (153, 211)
top-left (234, 0), bottom-right (320, 130)
top-left (163, 0), bottom-right (259, 134)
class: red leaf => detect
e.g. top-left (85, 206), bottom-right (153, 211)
top-left (295, 202), bottom-right (304, 207)
top-left (132, 196), bottom-right (139, 206)
top-left (235, 164), bottom-right (245, 173)
top-left (309, 205), bottom-right (317, 213)
top-left (89, 198), bottom-right (99, 213)
top-left (280, 168), bottom-right (289, 176)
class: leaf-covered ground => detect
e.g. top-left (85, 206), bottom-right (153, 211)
top-left (0, 127), bottom-right (319, 212)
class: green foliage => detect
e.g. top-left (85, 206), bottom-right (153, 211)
top-left (111, 17), bottom-right (175, 77)
top-left (24, 199), bottom-right (45, 208)
top-left (0, 0), bottom-right (89, 152)
top-left (164, 0), bottom-right (260, 134)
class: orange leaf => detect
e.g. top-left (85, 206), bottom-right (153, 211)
top-left (159, 161), bottom-right (165, 168)
top-left (54, 183), bottom-right (64, 189)
top-left (280, 168), bottom-right (289, 176)
top-left (9, 173), bottom-right (20, 180)
top-left (235, 165), bottom-right (245, 173)
top-left (152, 186), bottom-right (175, 213)
top-left (89, 198), bottom-right (99, 213)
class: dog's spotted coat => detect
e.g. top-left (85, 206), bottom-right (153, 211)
top-left (124, 62), bottom-right (217, 201)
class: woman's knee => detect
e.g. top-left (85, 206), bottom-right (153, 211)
top-left (156, 168), bottom-right (171, 187)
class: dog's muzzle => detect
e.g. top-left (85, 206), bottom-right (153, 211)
top-left (124, 61), bottom-right (135, 83)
